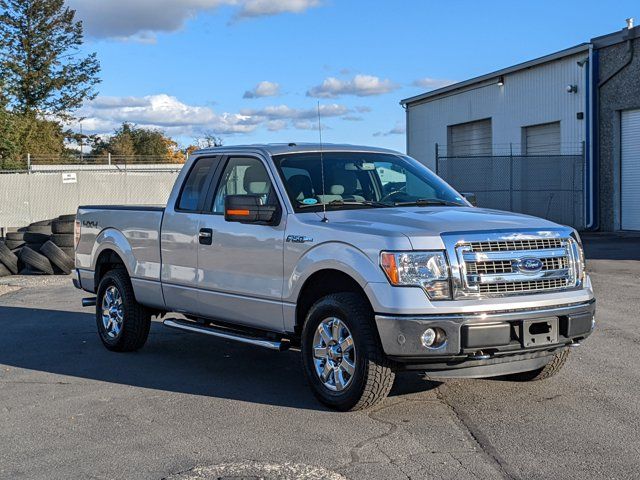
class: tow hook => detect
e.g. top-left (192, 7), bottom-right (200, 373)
top-left (468, 351), bottom-right (492, 360)
top-left (569, 341), bottom-right (582, 348)
top-left (82, 297), bottom-right (97, 307)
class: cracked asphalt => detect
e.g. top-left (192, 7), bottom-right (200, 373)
top-left (1, 234), bottom-right (639, 479)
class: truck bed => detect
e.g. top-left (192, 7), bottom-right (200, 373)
top-left (75, 205), bottom-right (166, 301)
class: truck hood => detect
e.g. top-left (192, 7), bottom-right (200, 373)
top-left (308, 207), bottom-right (565, 249)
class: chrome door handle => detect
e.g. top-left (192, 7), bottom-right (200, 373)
top-left (198, 228), bottom-right (213, 245)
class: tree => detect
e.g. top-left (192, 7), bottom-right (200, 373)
top-left (92, 123), bottom-right (186, 163)
top-left (0, 0), bottom-right (100, 118)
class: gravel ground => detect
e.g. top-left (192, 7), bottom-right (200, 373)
top-left (0, 235), bottom-right (639, 480)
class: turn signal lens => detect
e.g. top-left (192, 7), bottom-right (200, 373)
top-left (380, 252), bottom-right (399, 285)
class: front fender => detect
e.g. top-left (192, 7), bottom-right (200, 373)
top-left (284, 241), bottom-right (386, 304)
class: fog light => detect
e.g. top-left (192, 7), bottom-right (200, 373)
top-left (421, 328), bottom-right (437, 347)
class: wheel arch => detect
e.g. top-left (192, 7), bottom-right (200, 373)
top-left (294, 269), bottom-right (374, 336)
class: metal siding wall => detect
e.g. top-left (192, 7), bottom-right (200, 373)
top-left (407, 52), bottom-right (587, 169)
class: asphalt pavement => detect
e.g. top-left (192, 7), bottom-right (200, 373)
top-left (0, 235), bottom-right (639, 480)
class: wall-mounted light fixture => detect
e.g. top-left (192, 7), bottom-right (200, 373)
top-left (497, 76), bottom-right (505, 86)
top-left (566, 84), bottom-right (578, 94)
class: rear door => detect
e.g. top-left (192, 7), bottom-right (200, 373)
top-left (196, 155), bottom-right (286, 331)
top-left (160, 155), bottom-right (222, 313)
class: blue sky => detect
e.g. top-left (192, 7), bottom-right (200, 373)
top-left (69, 0), bottom-right (638, 152)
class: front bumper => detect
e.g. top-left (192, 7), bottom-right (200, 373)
top-left (375, 299), bottom-right (595, 376)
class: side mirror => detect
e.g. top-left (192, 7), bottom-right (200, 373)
top-left (224, 195), bottom-right (279, 225)
top-left (462, 192), bottom-right (477, 206)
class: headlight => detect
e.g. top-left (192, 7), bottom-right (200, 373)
top-left (570, 231), bottom-right (586, 283)
top-left (380, 251), bottom-right (451, 300)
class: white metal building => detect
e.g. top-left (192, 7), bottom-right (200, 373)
top-left (401, 22), bottom-right (640, 232)
top-left (401, 44), bottom-right (590, 169)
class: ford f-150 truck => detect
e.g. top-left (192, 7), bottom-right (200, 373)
top-left (74, 144), bottom-right (595, 411)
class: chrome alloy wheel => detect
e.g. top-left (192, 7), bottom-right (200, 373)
top-left (312, 317), bottom-right (357, 391)
top-left (101, 285), bottom-right (124, 339)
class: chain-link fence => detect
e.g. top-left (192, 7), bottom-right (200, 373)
top-left (0, 154), bottom-right (186, 171)
top-left (0, 167), bottom-right (182, 229)
top-left (436, 149), bottom-right (585, 229)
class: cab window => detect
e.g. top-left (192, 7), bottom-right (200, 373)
top-left (210, 157), bottom-right (276, 213)
top-left (176, 156), bottom-right (217, 211)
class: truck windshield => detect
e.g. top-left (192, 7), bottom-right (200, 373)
top-left (272, 152), bottom-right (466, 212)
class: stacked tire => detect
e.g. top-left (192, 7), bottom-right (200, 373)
top-left (0, 214), bottom-right (75, 276)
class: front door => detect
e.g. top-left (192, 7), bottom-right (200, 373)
top-left (196, 155), bottom-right (286, 331)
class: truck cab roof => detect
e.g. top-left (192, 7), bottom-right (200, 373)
top-left (191, 143), bottom-right (402, 157)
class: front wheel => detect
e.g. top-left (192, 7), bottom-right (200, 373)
top-left (301, 293), bottom-right (395, 411)
top-left (504, 349), bottom-right (570, 381)
top-left (96, 269), bottom-right (151, 352)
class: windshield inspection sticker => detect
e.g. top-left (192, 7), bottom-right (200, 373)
top-left (302, 198), bottom-right (318, 205)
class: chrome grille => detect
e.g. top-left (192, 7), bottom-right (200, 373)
top-left (468, 238), bottom-right (563, 252)
top-left (479, 278), bottom-right (570, 294)
top-left (447, 233), bottom-right (579, 298)
top-left (466, 256), bottom-right (569, 275)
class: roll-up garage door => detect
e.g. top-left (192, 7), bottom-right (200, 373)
top-left (524, 122), bottom-right (561, 155)
top-left (447, 119), bottom-right (492, 156)
top-left (621, 109), bottom-right (640, 231)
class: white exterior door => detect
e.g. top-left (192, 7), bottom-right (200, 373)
top-left (621, 109), bottom-right (640, 231)
top-left (524, 122), bottom-right (561, 155)
top-left (447, 119), bottom-right (492, 156)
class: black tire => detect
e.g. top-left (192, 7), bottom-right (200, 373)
top-left (504, 349), bottom-right (570, 381)
top-left (4, 239), bottom-right (24, 250)
top-left (57, 214), bottom-right (76, 222)
top-left (0, 263), bottom-right (11, 277)
top-left (51, 219), bottom-right (74, 234)
top-left (30, 219), bottom-right (52, 226)
top-left (0, 242), bottom-right (19, 274)
top-left (19, 246), bottom-right (54, 275)
top-left (23, 232), bottom-right (50, 244)
top-left (96, 269), bottom-right (151, 352)
top-left (301, 292), bottom-right (395, 411)
top-left (6, 231), bottom-right (25, 242)
top-left (27, 225), bottom-right (52, 234)
top-left (59, 246), bottom-right (75, 258)
top-left (40, 240), bottom-right (74, 274)
top-left (51, 233), bottom-right (74, 248)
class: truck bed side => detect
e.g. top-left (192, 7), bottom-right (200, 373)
top-left (75, 205), bottom-right (165, 309)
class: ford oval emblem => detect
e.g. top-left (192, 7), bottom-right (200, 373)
top-left (517, 257), bottom-right (543, 274)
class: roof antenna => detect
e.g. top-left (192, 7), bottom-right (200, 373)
top-left (317, 101), bottom-right (328, 223)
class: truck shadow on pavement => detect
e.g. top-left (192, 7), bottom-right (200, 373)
top-left (0, 305), bottom-right (440, 411)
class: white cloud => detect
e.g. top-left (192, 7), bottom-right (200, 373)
top-left (373, 122), bottom-right (405, 137)
top-left (412, 77), bottom-right (456, 90)
top-left (68, 0), bottom-right (322, 41)
top-left (76, 94), bottom-right (349, 137)
top-left (77, 94), bottom-right (260, 136)
top-left (235, 0), bottom-right (321, 19)
top-left (307, 75), bottom-right (399, 98)
top-left (240, 103), bottom-right (350, 120)
top-left (342, 115), bottom-right (363, 122)
top-left (243, 81), bottom-right (281, 98)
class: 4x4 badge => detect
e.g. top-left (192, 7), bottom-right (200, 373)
top-left (286, 235), bottom-right (313, 243)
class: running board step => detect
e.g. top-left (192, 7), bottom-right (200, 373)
top-left (163, 318), bottom-right (289, 351)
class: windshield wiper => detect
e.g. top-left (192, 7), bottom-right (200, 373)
top-left (297, 199), bottom-right (391, 209)
top-left (394, 198), bottom-right (464, 207)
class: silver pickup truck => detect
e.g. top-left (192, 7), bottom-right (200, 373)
top-left (74, 144), bottom-right (595, 411)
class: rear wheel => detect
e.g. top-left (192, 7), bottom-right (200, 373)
top-left (96, 269), bottom-right (151, 352)
top-left (301, 292), bottom-right (395, 411)
top-left (504, 349), bottom-right (570, 381)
